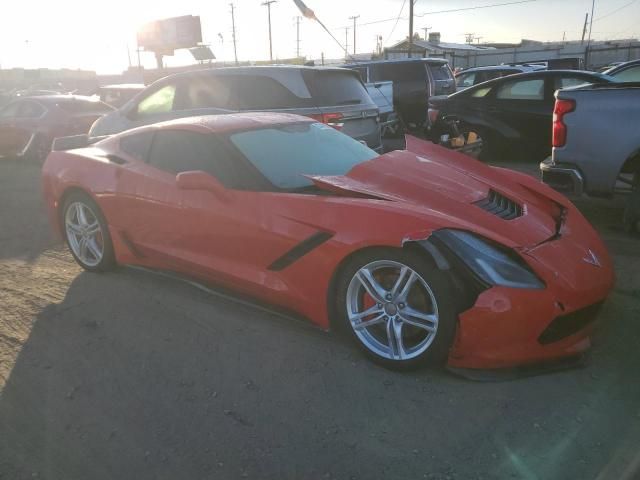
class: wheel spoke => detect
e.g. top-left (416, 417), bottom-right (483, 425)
top-left (386, 319), bottom-right (406, 360)
top-left (356, 268), bottom-right (388, 303)
top-left (77, 204), bottom-right (88, 226)
top-left (78, 237), bottom-right (88, 260)
top-left (397, 271), bottom-right (418, 301)
top-left (399, 307), bottom-right (437, 332)
top-left (348, 303), bottom-right (384, 322)
top-left (86, 238), bottom-right (102, 260)
top-left (353, 313), bottom-right (386, 331)
top-left (390, 266), bottom-right (410, 298)
top-left (85, 221), bottom-right (100, 235)
top-left (67, 222), bottom-right (83, 235)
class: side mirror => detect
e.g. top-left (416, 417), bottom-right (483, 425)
top-left (176, 171), bottom-right (229, 200)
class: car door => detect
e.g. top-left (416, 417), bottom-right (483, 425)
top-left (0, 101), bottom-right (24, 156)
top-left (0, 100), bottom-right (46, 156)
top-left (113, 128), bottom-right (283, 286)
top-left (489, 76), bottom-right (549, 155)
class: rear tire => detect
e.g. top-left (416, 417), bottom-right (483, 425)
top-left (334, 248), bottom-right (457, 370)
top-left (62, 192), bottom-right (116, 272)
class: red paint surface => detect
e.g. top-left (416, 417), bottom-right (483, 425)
top-left (41, 114), bottom-right (615, 369)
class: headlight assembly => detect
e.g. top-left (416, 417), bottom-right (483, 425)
top-left (432, 229), bottom-right (545, 289)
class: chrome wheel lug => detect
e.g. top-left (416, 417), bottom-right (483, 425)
top-left (385, 294), bottom-right (392, 300)
top-left (377, 303), bottom-right (383, 308)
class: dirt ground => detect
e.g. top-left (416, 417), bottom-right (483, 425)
top-left (1, 159), bottom-right (639, 480)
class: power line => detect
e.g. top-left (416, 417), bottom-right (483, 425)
top-left (339, 0), bottom-right (538, 31)
top-left (384, 0), bottom-right (407, 43)
top-left (594, 0), bottom-right (639, 22)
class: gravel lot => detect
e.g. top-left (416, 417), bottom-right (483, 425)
top-left (1, 159), bottom-right (639, 480)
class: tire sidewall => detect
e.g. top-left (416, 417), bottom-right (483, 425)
top-left (62, 192), bottom-right (115, 272)
top-left (334, 248), bottom-right (458, 370)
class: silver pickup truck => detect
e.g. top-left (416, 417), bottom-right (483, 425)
top-left (540, 82), bottom-right (640, 232)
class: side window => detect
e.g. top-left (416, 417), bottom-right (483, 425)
top-left (182, 75), bottom-right (235, 110)
top-left (496, 79), bottom-right (544, 100)
top-left (19, 101), bottom-right (46, 118)
top-left (136, 84), bottom-right (176, 115)
top-left (231, 76), bottom-right (309, 110)
top-left (351, 67), bottom-right (368, 82)
top-left (612, 66), bottom-right (640, 82)
top-left (470, 86), bottom-right (492, 98)
top-left (428, 64), bottom-right (453, 81)
top-left (456, 72), bottom-right (475, 88)
top-left (147, 130), bottom-right (251, 188)
top-left (555, 76), bottom-right (590, 89)
top-left (119, 131), bottom-right (154, 161)
top-left (0, 102), bottom-right (22, 118)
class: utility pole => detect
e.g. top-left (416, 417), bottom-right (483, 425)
top-left (295, 16), bottom-right (301, 58)
top-left (262, 0), bottom-right (277, 62)
top-left (408, 0), bottom-right (415, 58)
top-left (581, 13), bottom-right (588, 44)
top-left (344, 27), bottom-right (350, 59)
top-left (587, 0), bottom-right (595, 46)
top-left (230, 3), bottom-right (238, 65)
top-left (349, 15), bottom-right (359, 55)
top-left (422, 26), bottom-right (431, 40)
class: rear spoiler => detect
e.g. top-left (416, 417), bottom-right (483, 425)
top-left (52, 134), bottom-right (107, 152)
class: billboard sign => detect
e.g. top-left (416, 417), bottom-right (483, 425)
top-left (137, 15), bottom-right (203, 55)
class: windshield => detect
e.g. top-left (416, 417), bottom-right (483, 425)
top-left (228, 122), bottom-right (378, 190)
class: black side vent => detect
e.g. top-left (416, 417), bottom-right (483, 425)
top-left (474, 190), bottom-right (523, 220)
top-left (538, 302), bottom-right (603, 345)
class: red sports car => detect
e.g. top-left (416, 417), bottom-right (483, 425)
top-left (42, 113), bottom-right (614, 371)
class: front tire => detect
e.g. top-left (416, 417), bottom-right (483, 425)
top-left (62, 193), bottom-right (115, 272)
top-left (335, 248), bottom-right (457, 370)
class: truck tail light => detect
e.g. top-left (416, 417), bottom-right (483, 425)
top-left (427, 106), bottom-right (440, 126)
top-left (552, 99), bottom-right (575, 148)
top-left (308, 112), bottom-right (344, 130)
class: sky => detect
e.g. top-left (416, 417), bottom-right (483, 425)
top-left (0, 0), bottom-right (638, 73)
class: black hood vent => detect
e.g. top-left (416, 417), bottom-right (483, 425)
top-left (474, 190), bottom-right (523, 220)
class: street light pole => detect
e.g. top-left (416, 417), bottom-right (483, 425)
top-left (408, 0), bottom-right (415, 58)
top-left (262, 0), bottom-right (277, 62)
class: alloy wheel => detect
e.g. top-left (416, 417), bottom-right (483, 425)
top-left (65, 201), bottom-right (104, 267)
top-left (346, 260), bottom-right (439, 361)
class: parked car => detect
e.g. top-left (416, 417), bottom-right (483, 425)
top-left (345, 72), bottom-right (397, 137)
top-left (89, 66), bottom-right (382, 151)
top-left (603, 59), bottom-right (640, 82)
top-left (427, 70), bottom-right (614, 162)
top-left (540, 82), bottom-right (640, 232)
top-left (43, 112), bottom-right (613, 370)
top-left (0, 95), bottom-right (113, 162)
top-left (344, 58), bottom-right (456, 128)
top-left (455, 65), bottom-right (545, 91)
top-left (95, 84), bottom-right (145, 108)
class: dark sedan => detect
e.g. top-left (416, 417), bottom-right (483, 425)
top-left (0, 95), bottom-right (113, 162)
top-left (427, 70), bottom-right (614, 162)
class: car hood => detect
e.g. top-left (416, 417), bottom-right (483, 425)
top-left (309, 137), bottom-right (563, 249)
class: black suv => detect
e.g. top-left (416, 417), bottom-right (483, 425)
top-left (89, 66), bottom-right (382, 151)
top-left (344, 58), bottom-right (455, 127)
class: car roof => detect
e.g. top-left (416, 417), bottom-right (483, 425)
top-left (344, 57), bottom-right (448, 67)
top-left (14, 94), bottom-right (101, 104)
top-left (115, 112), bottom-right (314, 138)
top-left (453, 69), bottom-right (611, 95)
top-left (456, 65), bottom-right (525, 75)
top-left (158, 65), bottom-right (358, 83)
top-left (605, 59), bottom-right (640, 74)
